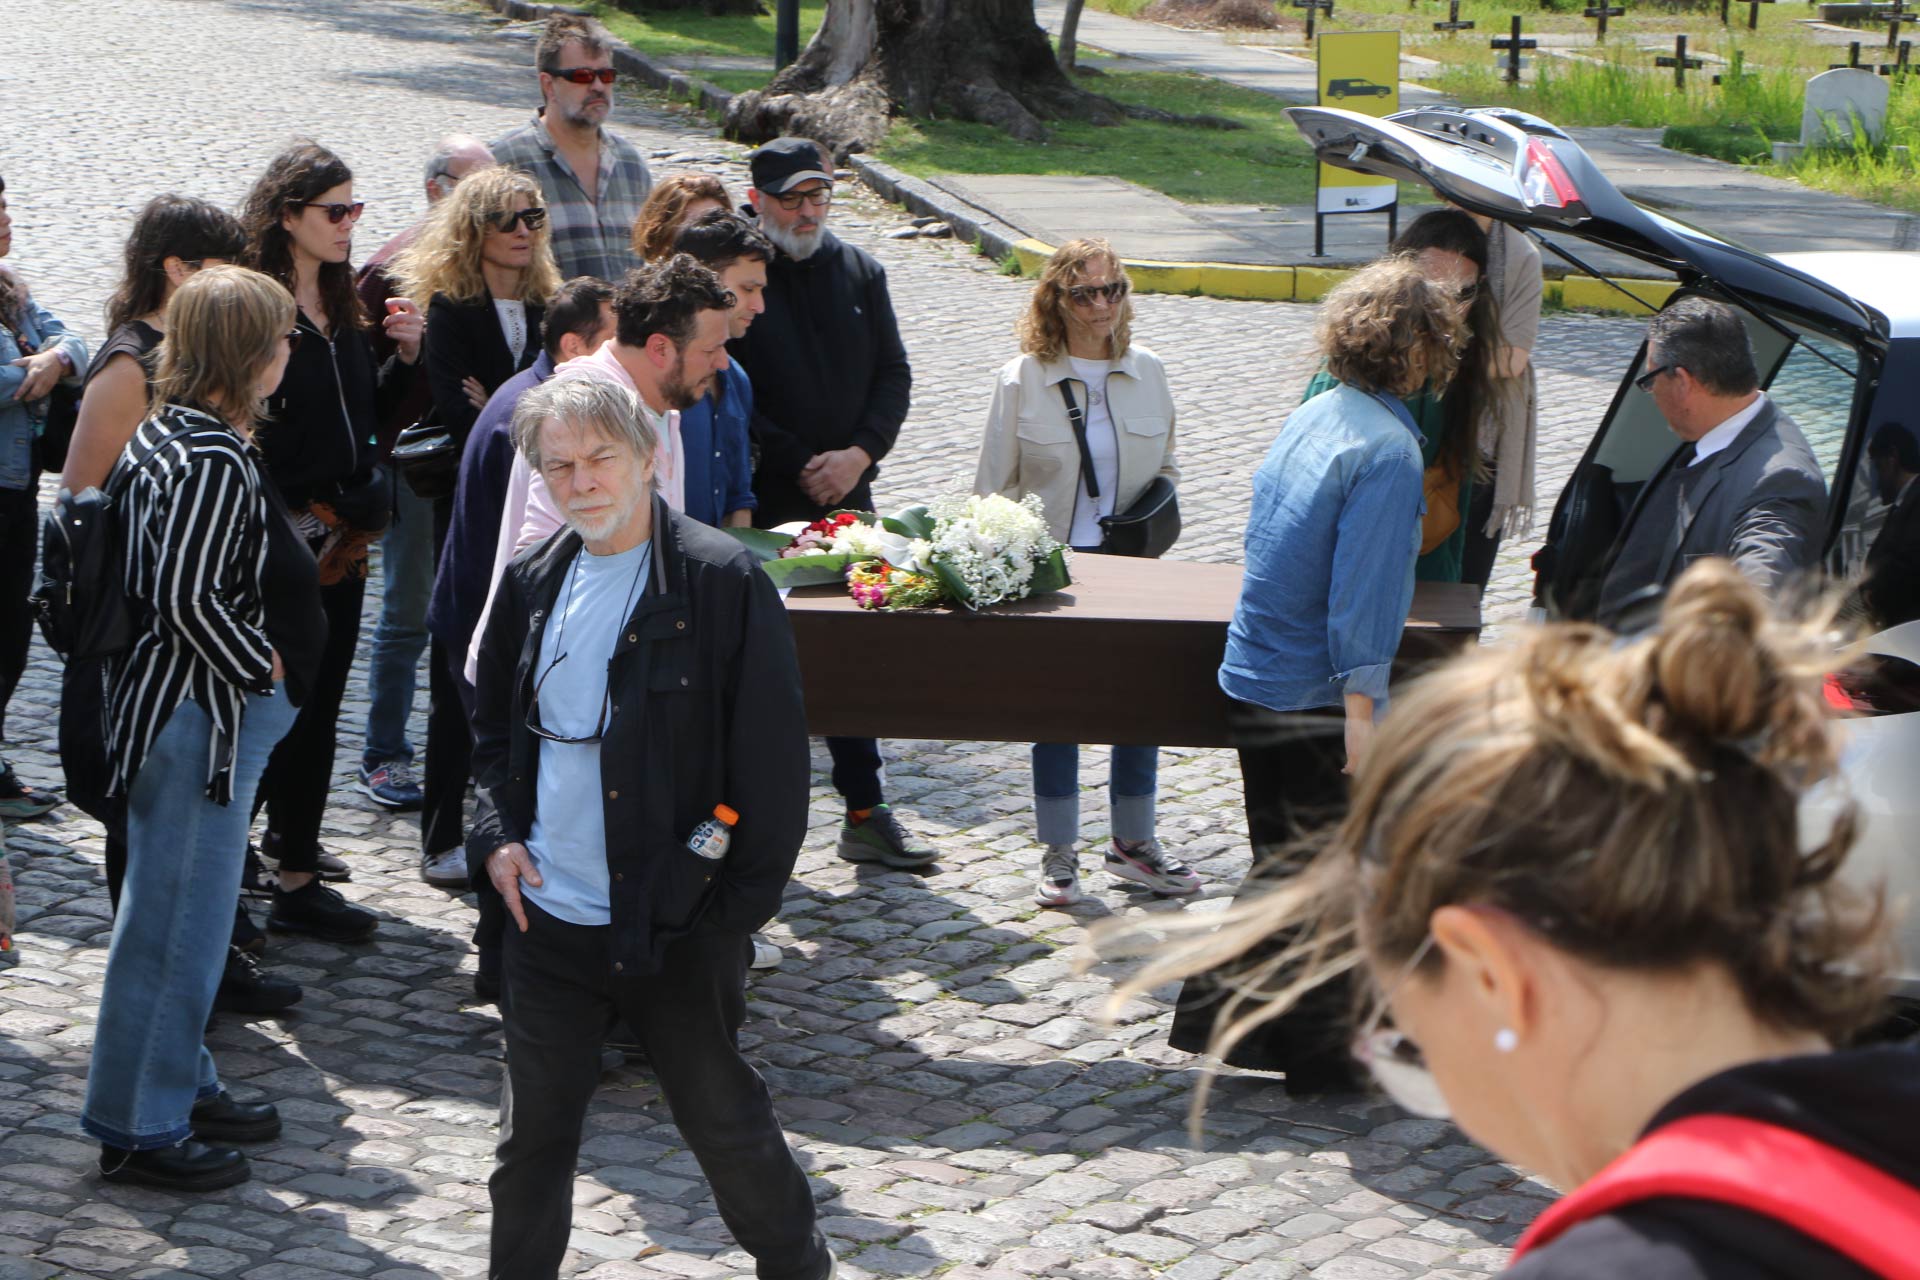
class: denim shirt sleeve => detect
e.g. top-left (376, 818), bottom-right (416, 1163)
top-left (1326, 448), bottom-right (1423, 700)
top-left (0, 293), bottom-right (88, 406)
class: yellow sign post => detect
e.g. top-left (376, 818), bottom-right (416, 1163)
top-left (1314, 30), bottom-right (1401, 255)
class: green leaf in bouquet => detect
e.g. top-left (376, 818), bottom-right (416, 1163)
top-left (759, 551), bottom-right (854, 589)
top-left (878, 505), bottom-right (936, 541)
top-left (721, 526), bottom-right (799, 561)
top-left (1028, 548), bottom-right (1073, 596)
top-left (927, 558), bottom-right (977, 609)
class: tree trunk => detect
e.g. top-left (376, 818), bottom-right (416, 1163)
top-left (725, 0), bottom-right (1127, 156)
top-left (1057, 0), bottom-right (1087, 71)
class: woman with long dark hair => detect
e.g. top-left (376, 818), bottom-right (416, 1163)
top-left (0, 173), bottom-right (87, 819)
top-left (1300, 209), bottom-right (1495, 583)
top-left (389, 164), bottom-right (558, 888)
top-left (239, 142), bottom-right (422, 941)
top-left (85, 265), bottom-right (318, 1190)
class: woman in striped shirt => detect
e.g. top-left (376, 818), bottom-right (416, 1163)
top-left (83, 266), bottom-right (319, 1193)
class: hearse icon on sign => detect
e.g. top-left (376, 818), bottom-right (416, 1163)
top-left (1326, 77), bottom-right (1392, 98)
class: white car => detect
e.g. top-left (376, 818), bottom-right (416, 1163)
top-left (1289, 104), bottom-right (1920, 996)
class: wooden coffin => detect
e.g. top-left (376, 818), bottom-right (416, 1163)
top-left (783, 555), bottom-right (1482, 748)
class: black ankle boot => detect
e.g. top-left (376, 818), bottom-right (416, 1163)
top-left (190, 1090), bottom-right (281, 1143)
top-left (98, 1140), bottom-right (249, 1191)
top-left (213, 947), bottom-right (303, 1016)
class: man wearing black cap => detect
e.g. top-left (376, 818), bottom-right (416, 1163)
top-left (732, 136), bottom-right (935, 873)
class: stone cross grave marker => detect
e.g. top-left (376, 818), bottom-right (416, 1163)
top-left (1435, 0), bottom-right (1478, 36)
top-left (1492, 15), bottom-right (1536, 83)
top-left (1585, 1), bottom-right (1625, 41)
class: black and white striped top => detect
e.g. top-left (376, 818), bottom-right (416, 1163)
top-left (108, 404), bottom-right (276, 803)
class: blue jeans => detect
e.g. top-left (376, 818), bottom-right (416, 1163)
top-left (1031, 743), bottom-right (1158, 847)
top-left (83, 689), bottom-right (297, 1150)
top-left (362, 481), bottom-right (434, 767)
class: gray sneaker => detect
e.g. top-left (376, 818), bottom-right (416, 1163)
top-left (836, 804), bottom-right (937, 870)
top-left (1034, 843), bottom-right (1082, 908)
top-left (1105, 838), bottom-right (1202, 897)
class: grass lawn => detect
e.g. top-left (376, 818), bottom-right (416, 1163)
top-left (878, 62), bottom-right (1428, 207)
top-left (581, 0), bottom-right (823, 65)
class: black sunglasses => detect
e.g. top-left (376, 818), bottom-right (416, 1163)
top-left (1635, 363), bottom-right (1677, 393)
top-left (1066, 281), bottom-right (1129, 306)
top-left (296, 201), bottom-right (365, 225)
top-left (526, 652), bottom-right (612, 746)
top-left (551, 66), bottom-right (617, 85)
top-left (493, 206), bottom-right (549, 234)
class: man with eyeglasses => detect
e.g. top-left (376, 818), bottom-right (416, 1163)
top-left (353, 134), bottom-right (496, 815)
top-left (491, 14), bottom-right (653, 282)
top-left (465, 373), bottom-right (831, 1280)
top-left (731, 137), bottom-right (934, 871)
top-left (1593, 296), bottom-right (1825, 628)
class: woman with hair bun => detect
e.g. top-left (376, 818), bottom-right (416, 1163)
top-left (1130, 559), bottom-right (1919, 1277)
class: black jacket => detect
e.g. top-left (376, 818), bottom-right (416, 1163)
top-left (728, 224), bottom-right (911, 527)
top-left (424, 292), bottom-right (545, 444)
top-left (259, 307), bottom-right (409, 512)
top-left (1862, 482), bottom-right (1920, 629)
top-left (466, 498), bottom-right (809, 974)
top-left (1510, 1044), bottom-right (1920, 1279)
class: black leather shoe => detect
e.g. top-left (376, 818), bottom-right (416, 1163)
top-left (268, 879), bottom-right (377, 942)
top-left (98, 1140), bottom-right (249, 1191)
top-left (213, 948), bottom-right (303, 1015)
top-left (190, 1091), bottom-right (281, 1143)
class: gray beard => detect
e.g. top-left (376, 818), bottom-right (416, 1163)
top-left (762, 219), bottom-right (824, 261)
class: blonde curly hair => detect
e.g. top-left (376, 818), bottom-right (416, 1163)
top-left (1018, 238), bottom-right (1133, 363)
top-left (1317, 254), bottom-right (1466, 397)
top-left (392, 167), bottom-right (561, 308)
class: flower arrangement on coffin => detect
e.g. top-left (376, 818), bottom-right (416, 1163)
top-left (725, 492), bottom-right (1071, 610)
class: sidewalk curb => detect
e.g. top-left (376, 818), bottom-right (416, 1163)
top-left (472, 0), bottom-right (1676, 315)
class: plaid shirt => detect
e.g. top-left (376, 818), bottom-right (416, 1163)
top-left (491, 112), bottom-right (653, 283)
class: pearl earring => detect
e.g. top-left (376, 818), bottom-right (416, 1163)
top-left (1494, 1028), bottom-right (1519, 1053)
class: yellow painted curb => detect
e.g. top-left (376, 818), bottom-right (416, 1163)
top-left (1561, 276), bottom-right (1678, 315)
top-left (1009, 238), bottom-right (1674, 317)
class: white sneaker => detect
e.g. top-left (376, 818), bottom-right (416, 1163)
top-left (750, 934), bottom-right (784, 969)
top-left (1034, 843), bottom-right (1082, 908)
top-left (421, 847), bottom-right (469, 889)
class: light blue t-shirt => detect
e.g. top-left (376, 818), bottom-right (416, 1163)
top-left (524, 539), bottom-right (652, 926)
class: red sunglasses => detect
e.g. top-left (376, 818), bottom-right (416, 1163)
top-left (550, 66), bottom-right (617, 85)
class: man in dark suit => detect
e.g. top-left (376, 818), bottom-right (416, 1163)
top-left (1858, 423), bottom-right (1920, 629)
top-left (1596, 297), bottom-right (1828, 628)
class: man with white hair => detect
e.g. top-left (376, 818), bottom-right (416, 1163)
top-left (466, 375), bottom-right (829, 1280)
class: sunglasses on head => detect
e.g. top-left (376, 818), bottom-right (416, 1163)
top-left (492, 206), bottom-right (549, 234)
top-left (551, 66), bottom-right (617, 85)
top-left (1350, 935), bottom-right (1453, 1119)
top-left (1066, 281), bottom-right (1128, 306)
top-left (297, 200), bottom-right (365, 225)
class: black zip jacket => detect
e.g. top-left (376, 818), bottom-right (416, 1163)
top-left (258, 307), bottom-right (409, 512)
top-left (1510, 1043), bottom-right (1920, 1279)
top-left (465, 499), bottom-right (809, 975)
top-left (727, 223), bottom-right (911, 527)
top-left (424, 292), bottom-right (545, 444)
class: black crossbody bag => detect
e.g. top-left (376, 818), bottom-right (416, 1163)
top-left (1058, 379), bottom-right (1180, 559)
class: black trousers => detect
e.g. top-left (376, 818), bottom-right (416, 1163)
top-left (1168, 700), bottom-right (1353, 1073)
top-left (492, 903), bottom-right (827, 1280)
top-left (1460, 461), bottom-right (1502, 589)
top-left (0, 477), bottom-right (38, 742)
top-left (826, 736), bottom-right (882, 810)
top-left (257, 574), bottom-right (366, 873)
top-left (421, 640), bottom-right (471, 858)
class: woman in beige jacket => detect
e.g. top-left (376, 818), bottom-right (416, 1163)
top-left (974, 239), bottom-right (1194, 910)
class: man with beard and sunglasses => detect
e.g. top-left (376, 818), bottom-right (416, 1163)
top-left (491, 14), bottom-right (652, 282)
top-left (731, 137), bottom-right (935, 872)
top-left (467, 373), bottom-right (830, 1280)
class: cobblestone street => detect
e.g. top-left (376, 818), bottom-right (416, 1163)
top-left (0, 2), bottom-right (1645, 1277)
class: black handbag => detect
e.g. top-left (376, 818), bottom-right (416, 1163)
top-left (391, 420), bottom-right (460, 501)
top-left (1059, 380), bottom-right (1181, 559)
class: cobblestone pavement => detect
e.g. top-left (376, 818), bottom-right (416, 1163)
top-left (0, 2), bottom-right (1645, 1277)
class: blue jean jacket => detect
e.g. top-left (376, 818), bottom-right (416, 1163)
top-left (677, 360), bottom-right (757, 528)
top-left (1220, 383), bottom-right (1426, 713)
top-left (0, 288), bottom-right (88, 490)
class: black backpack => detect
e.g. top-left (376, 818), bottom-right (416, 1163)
top-left (31, 424), bottom-right (193, 663)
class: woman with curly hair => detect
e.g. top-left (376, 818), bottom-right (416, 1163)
top-left (238, 141), bottom-right (423, 939)
top-left (1126, 561), bottom-right (1917, 1276)
top-left (974, 238), bottom-right (1193, 909)
top-left (389, 164), bottom-right (558, 886)
top-left (1167, 254), bottom-right (1465, 1090)
top-left (630, 173), bottom-right (729, 264)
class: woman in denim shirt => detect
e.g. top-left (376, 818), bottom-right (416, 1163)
top-left (0, 173), bottom-right (88, 817)
top-left (1169, 256), bottom-right (1465, 1092)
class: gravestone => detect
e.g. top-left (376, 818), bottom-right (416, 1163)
top-left (1774, 67), bottom-right (1890, 162)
